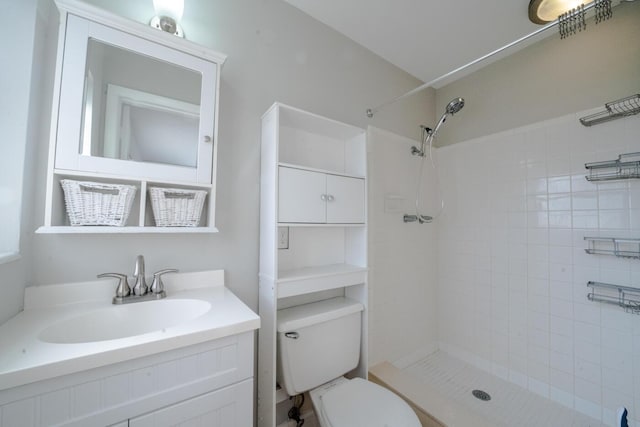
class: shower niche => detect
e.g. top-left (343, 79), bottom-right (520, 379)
top-left (258, 103), bottom-right (368, 427)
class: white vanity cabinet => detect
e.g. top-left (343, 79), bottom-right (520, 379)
top-left (278, 167), bottom-right (365, 224)
top-left (39, 0), bottom-right (227, 233)
top-left (0, 332), bottom-right (255, 427)
top-left (0, 271), bottom-right (259, 427)
top-left (258, 103), bottom-right (368, 427)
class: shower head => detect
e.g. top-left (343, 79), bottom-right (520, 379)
top-left (431, 97), bottom-right (465, 136)
top-left (446, 97), bottom-right (465, 115)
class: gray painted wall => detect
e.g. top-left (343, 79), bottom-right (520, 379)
top-left (435, 1), bottom-right (640, 147)
top-left (0, 0), bottom-right (52, 324)
top-left (1, 0), bottom-right (432, 322)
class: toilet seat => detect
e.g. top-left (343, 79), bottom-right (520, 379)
top-left (309, 377), bottom-right (421, 427)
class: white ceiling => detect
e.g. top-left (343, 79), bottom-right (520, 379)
top-left (282, 0), bottom-right (569, 88)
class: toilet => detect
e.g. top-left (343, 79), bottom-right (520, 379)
top-left (277, 297), bottom-right (421, 427)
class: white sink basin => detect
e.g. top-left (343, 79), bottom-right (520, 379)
top-left (38, 298), bottom-right (212, 343)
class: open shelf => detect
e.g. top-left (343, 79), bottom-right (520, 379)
top-left (587, 281), bottom-right (640, 314)
top-left (36, 225), bottom-right (218, 234)
top-left (45, 170), bottom-right (215, 232)
top-left (277, 263), bottom-right (368, 298)
top-left (584, 237), bottom-right (640, 259)
top-left (278, 162), bottom-right (365, 179)
top-left (584, 152), bottom-right (640, 182)
top-left (579, 94), bottom-right (640, 127)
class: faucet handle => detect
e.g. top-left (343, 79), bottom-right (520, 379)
top-left (97, 273), bottom-right (131, 298)
top-left (150, 269), bottom-right (178, 294)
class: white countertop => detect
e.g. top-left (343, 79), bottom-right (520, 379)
top-left (0, 270), bottom-right (260, 391)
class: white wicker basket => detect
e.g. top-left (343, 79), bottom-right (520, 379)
top-left (149, 187), bottom-right (207, 227)
top-left (61, 179), bottom-right (136, 226)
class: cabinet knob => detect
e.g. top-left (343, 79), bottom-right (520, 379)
top-left (203, 135), bottom-right (212, 143)
top-left (320, 194), bottom-right (327, 201)
top-left (327, 195), bottom-right (335, 202)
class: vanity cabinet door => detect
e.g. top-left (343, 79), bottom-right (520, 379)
top-left (326, 174), bottom-right (365, 223)
top-left (55, 14), bottom-right (217, 184)
top-left (129, 379), bottom-right (252, 427)
top-left (278, 167), bottom-right (326, 223)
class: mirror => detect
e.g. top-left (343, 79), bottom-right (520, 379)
top-left (80, 39), bottom-right (202, 168)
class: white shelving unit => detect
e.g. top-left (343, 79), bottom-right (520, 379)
top-left (258, 103), bottom-right (368, 427)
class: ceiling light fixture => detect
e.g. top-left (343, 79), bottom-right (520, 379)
top-left (150, 0), bottom-right (185, 38)
top-left (528, 0), bottom-right (585, 23)
top-left (528, 0), bottom-right (613, 39)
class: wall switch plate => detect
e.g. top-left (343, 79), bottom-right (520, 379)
top-left (278, 227), bottom-right (289, 249)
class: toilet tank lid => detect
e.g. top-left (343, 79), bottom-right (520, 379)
top-left (277, 297), bottom-right (364, 332)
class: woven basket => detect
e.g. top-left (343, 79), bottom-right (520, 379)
top-left (149, 187), bottom-right (207, 227)
top-left (61, 179), bottom-right (136, 226)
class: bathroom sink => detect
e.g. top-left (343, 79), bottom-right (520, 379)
top-left (38, 298), bottom-right (212, 344)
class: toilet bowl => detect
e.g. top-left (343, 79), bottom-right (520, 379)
top-left (276, 297), bottom-right (421, 427)
top-left (309, 376), bottom-right (421, 427)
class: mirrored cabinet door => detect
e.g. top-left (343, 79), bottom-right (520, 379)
top-left (55, 14), bottom-right (217, 184)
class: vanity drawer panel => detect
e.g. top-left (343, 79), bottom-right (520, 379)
top-left (129, 378), bottom-right (252, 427)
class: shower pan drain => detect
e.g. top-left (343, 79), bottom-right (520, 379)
top-left (472, 389), bottom-right (491, 401)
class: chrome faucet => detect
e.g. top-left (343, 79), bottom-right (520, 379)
top-left (98, 255), bottom-right (177, 304)
top-left (133, 255), bottom-right (148, 296)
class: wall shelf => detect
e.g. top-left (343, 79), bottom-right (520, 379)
top-left (36, 225), bottom-right (218, 234)
top-left (579, 94), bottom-right (640, 127)
top-left (278, 162), bottom-right (365, 179)
top-left (277, 264), bottom-right (368, 298)
top-left (587, 281), bottom-right (640, 314)
top-left (584, 237), bottom-right (640, 259)
top-left (584, 152), bottom-right (640, 182)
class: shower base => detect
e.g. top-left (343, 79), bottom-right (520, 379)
top-left (369, 351), bottom-right (607, 427)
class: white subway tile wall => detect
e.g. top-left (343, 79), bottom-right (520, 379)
top-left (436, 109), bottom-right (640, 425)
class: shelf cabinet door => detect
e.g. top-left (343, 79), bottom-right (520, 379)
top-left (326, 175), bottom-right (365, 223)
top-left (278, 167), bottom-right (326, 223)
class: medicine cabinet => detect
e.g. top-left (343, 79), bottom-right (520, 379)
top-left (39, 0), bottom-right (227, 233)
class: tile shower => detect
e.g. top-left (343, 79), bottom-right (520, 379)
top-left (435, 108), bottom-right (640, 425)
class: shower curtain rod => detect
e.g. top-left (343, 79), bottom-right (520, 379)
top-left (365, 1), bottom-right (599, 118)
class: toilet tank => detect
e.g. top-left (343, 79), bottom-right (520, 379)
top-left (277, 297), bottom-right (364, 396)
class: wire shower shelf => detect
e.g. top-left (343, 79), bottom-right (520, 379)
top-left (587, 281), bottom-right (640, 314)
top-left (584, 152), bottom-right (640, 181)
top-left (579, 94), bottom-right (640, 127)
top-left (584, 237), bottom-right (640, 259)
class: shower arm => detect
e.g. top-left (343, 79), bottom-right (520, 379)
top-left (365, 1), bottom-right (603, 119)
